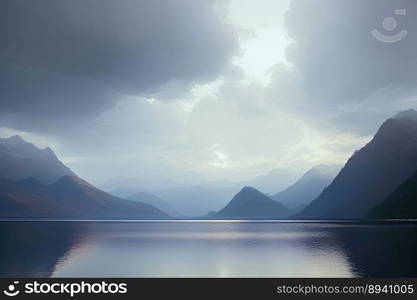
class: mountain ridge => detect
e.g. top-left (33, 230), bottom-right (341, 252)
top-left (0, 175), bottom-right (170, 219)
top-left (0, 135), bottom-right (170, 219)
top-left (272, 164), bottom-right (340, 211)
top-left (0, 135), bottom-right (74, 185)
top-left (297, 110), bottom-right (417, 219)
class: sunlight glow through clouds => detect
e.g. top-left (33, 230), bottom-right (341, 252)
top-left (229, 0), bottom-right (292, 84)
top-left (210, 144), bottom-right (231, 169)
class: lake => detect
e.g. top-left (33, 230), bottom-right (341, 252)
top-left (0, 220), bottom-right (416, 277)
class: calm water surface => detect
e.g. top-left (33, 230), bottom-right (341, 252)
top-left (0, 221), bottom-right (416, 277)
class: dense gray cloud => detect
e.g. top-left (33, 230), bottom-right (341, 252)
top-left (268, 0), bottom-right (417, 134)
top-left (3, 0), bottom-right (417, 187)
top-left (287, 0), bottom-right (417, 100)
top-left (0, 0), bottom-right (238, 131)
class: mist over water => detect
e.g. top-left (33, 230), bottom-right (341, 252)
top-left (1, 221), bottom-right (416, 278)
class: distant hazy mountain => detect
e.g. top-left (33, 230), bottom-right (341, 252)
top-left (102, 175), bottom-right (245, 217)
top-left (49, 175), bottom-right (169, 218)
top-left (108, 187), bottom-right (141, 199)
top-left (0, 135), bottom-right (74, 184)
top-left (272, 164), bottom-right (341, 211)
top-left (367, 170), bottom-right (417, 219)
top-left (0, 175), bottom-right (170, 219)
top-left (245, 167), bottom-right (301, 194)
top-left (152, 185), bottom-right (239, 216)
top-left (100, 175), bottom-right (203, 193)
top-left (214, 186), bottom-right (292, 219)
top-left (297, 109), bottom-right (417, 219)
top-left (127, 191), bottom-right (180, 217)
top-left (103, 167), bottom-right (300, 216)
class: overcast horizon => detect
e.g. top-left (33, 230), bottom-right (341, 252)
top-left (1, 0), bottom-right (416, 188)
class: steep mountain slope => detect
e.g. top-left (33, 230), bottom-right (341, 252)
top-left (214, 186), bottom-right (292, 218)
top-left (48, 175), bottom-right (170, 218)
top-left (272, 164), bottom-right (340, 211)
top-left (0, 135), bottom-right (170, 219)
top-left (297, 109), bottom-right (417, 219)
top-left (0, 135), bottom-right (74, 184)
top-left (367, 170), bottom-right (417, 219)
top-left (0, 177), bottom-right (63, 217)
top-left (0, 175), bottom-right (170, 219)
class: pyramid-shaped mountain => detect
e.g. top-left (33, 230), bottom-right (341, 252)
top-left (214, 186), bottom-right (292, 218)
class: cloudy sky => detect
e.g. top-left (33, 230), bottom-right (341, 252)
top-left (1, 0), bottom-right (416, 187)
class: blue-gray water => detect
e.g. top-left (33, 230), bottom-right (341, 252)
top-left (1, 221), bottom-right (416, 277)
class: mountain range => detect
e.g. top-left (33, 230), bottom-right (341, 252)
top-left (102, 167), bottom-right (302, 216)
top-left (0, 175), bottom-right (169, 219)
top-left (0, 136), bottom-right (169, 219)
top-left (2, 109), bottom-right (417, 220)
top-left (213, 110), bottom-right (417, 220)
top-left (210, 165), bottom-right (340, 219)
top-left (297, 109), bottom-right (417, 219)
top-left (272, 164), bottom-right (340, 211)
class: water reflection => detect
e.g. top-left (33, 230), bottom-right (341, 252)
top-left (52, 222), bottom-right (354, 277)
top-left (333, 224), bottom-right (417, 277)
top-left (0, 221), bottom-right (416, 277)
top-left (0, 222), bottom-right (83, 277)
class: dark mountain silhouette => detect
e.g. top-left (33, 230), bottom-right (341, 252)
top-left (0, 136), bottom-right (169, 219)
top-left (127, 191), bottom-right (180, 217)
top-left (272, 164), bottom-right (340, 211)
top-left (297, 109), bottom-right (417, 219)
top-left (0, 177), bottom-right (62, 217)
top-left (0, 135), bottom-right (74, 184)
top-left (0, 175), bottom-right (170, 219)
top-left (214, 186), bottom-right (292, 218)
top-left (367, 170), bottom-right (417, 219)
